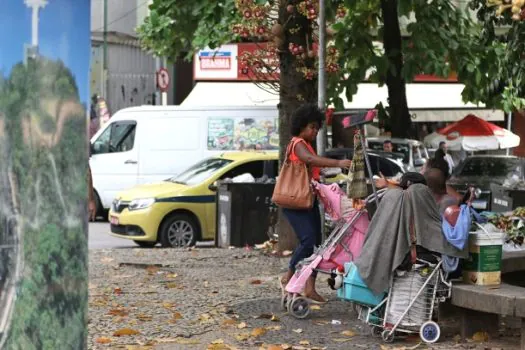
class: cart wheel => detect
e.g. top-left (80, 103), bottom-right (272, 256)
top-left (370, 326), bottom-right (382, 338)
top-left (420, 321), bottom-right (441, 344)
top-left (382, 330), bottom-right (395, 343)
top-left (281, 293), bottom-right (288, 310)
top-left (288, 297), bottom-right (310, 319)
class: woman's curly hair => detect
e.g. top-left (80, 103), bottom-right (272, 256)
top-left (291, 104), bottom-right (325, 136)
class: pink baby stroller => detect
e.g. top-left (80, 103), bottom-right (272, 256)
top-left (281, 109), bottom-right (382, 319)
top-left (282, 185), bottom-right (385, 318)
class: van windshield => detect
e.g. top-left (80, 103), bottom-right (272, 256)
top-left (169, 158), bottom-right (233, 186)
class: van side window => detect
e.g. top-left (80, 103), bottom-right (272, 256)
top-left (220, 161), bottom-right (265, 180)
top-left (93, 121), bottom-right (137, 154)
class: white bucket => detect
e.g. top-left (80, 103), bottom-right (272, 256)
top-left (463, 225), bottom-right (505, 286)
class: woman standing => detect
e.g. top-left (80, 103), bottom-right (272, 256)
top-left (279, 104), bottom-right (352, 303)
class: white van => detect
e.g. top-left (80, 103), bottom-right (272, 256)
top-left (89, 105), bottom-right (279, 215)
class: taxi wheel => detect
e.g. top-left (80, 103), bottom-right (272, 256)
top-left (160, 213), bottom-right (199, 248)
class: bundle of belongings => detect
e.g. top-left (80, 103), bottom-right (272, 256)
top-left (354, 175), bottom-right (468, 295)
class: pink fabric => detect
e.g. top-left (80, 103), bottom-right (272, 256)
top-left (313, 182), bottom-right (345, 220)
top-left (285, 210), bottom-right (370, 294)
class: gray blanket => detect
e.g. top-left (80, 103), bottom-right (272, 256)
top-left (354, 184), bottom-right (467, 295)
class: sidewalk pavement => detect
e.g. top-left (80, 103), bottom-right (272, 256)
top-left (88, 248), bottom-right (521, 350)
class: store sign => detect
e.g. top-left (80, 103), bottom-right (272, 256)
top-left (194, 44), bottom-right (238, 80)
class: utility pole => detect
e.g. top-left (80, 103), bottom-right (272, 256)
top-left (317, 0), bottom-right (327, 241)
top-left (161, 58), bottom-right (168, 106)
top-left (316, 0), bottom-right (326, 156)
top-left (103, 0), bottom-right (109, 102)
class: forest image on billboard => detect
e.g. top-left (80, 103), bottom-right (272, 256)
top-left (0, 0), bottom-right (90, 349)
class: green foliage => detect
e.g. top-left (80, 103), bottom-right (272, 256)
top-left (328, 0), bottom-right (480, 111)
top-left (137, 0), bottom-right (240, 60)
top-left (0, 58), bottom-right (88, 350)
top-left (460, 0), bottom-right (525, 112)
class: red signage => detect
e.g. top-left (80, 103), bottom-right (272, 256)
top-left (237, 43), bottom-right (279, 81)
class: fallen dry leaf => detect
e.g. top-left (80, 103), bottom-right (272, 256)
top-left (255, 313), bottom-right (273, 319)
top-left (271, 315), bottom-right (280, 322)
top-left (95, 337), bottom-right (112, 344)
top-left (250, 279), bottom-right (262, 285)
top-left (166, 273), bottom-right (178, 279)
top-left (146, 266), bottom-right (159, 275)
top-left (299, 340), bottom-right (310, 345)
top-left (292, 328), bottom-right (303, 334)
top-left (113, 328), bottom-right (140, 336)
top-left (199, 313), bottom-right (212, 322)
top-left (172, 312), bottom-right (183, 320)
top-left (222, 319), bottom-right (237, 326)
top-left (162, 302), bottom-right (176, 309)
top-left (341, 330), bottom-right (356, 337)
top-left (113, 287), bottom-right (123, 295)
top-left (211, 339), bottom-right (224, 345)
top-left (310, 305), bottom-right (321, 310)
top-left (266, 325), bottom-right (282, 331)
top-left (472, 331), bottom-right (489, 342)
top-left (266, 346), bottom-right (283, 350)
top-left (165, 282), bottom-right (178, 289)
top-left (125, 346), bottom-right (153, 350)
top-left (208, 345), bottom-right (232, 350)
top-left (235, 333), bottom-right (251, 341)
top-left (313, 320), bottom-right (329, 326)
top-left (100, 257), bottom-right (114, 263)
top-left (136, 313), bottom-right (152, 321)
top-left (251, 328), bottom-right (267, 337)
top-left (108, 308), bottom-right (129, 317)
top-left (237, 322), bottom-right (247, 329)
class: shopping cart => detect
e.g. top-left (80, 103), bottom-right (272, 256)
top-left (354, 259), bottom-right (452, 344)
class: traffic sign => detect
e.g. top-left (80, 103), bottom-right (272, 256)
top-left (156, 68), bottom-right (170, 92)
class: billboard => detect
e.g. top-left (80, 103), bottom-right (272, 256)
top-left (0, 0), bottom-right (90, 348)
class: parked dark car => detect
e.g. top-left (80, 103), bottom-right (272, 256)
top-left (325, 148), bottom-right (407, 177)
top-left (448, 155), bottom-right (525, 211)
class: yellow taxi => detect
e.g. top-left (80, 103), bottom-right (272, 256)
top-left (108, 151), bottom-right (279, 248)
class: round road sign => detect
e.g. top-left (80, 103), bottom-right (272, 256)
top-left (156, 68), bottom-right (170, 92)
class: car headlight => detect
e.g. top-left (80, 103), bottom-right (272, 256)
top-left (128, 198), bottom-right (156, 211)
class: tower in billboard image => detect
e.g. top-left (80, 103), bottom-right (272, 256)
top-left (0, 0), bottom-right (90, 348)
top-left (23, 0), bottom-right (48, 62)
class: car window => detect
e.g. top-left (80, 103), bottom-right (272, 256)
top-left (368, 141), bottom-right (410, 164)
top-left (455, 158), bottom-right (520, 177)
top-left (92, 121), bottom-right (136, 154)
top-left (264, 160), bottom-right (279, 178)
top-left (220, 160), bottom-right (265, 180)
top-left (169, 158), bottom-right (233, 186)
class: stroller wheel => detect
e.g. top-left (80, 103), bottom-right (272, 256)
top-left (381, 330), bottom-right (395, 343)
top-left (420, 321), bottom-right (441, 344)
top-left (288, 297), bottom-right (310, 319)
top-left (370, 326), bottom-right (382, 338)
top-left (281, 293), bottom-right (288, 310)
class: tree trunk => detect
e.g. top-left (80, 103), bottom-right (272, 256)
top-left (276, 4), bottom-right (317, 252)
top-left (381, 0), bottom-right (412, 139)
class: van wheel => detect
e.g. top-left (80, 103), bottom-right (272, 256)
top-left (94, 192), bottom-right (108, 221)
top-left (160, 213), bottom-right (199, 248)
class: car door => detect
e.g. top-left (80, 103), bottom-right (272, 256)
top-left (205, 160), bottom-right (266, 237)
top-left (90, 120), bottom-right (139, 209)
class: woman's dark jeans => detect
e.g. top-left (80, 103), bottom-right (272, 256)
top-left (283, 199), bottom-right (322, 274)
